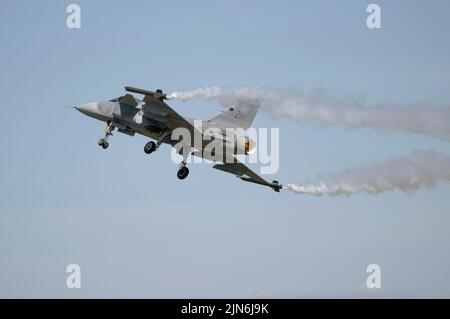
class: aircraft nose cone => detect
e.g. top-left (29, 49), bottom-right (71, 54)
top-left (75, 102), bottom-right (98, 116)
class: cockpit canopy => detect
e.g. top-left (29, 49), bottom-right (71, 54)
top-left (109, 96), bottom-right (143, 103)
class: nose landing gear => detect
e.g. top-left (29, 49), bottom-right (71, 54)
top-left (98, 122), bottom-right (114, 149)
top-left (98, 139), bottom-right (109, 149)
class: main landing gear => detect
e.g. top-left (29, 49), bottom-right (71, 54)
top-left (177, 162), bottom-right (189, 180)
top-left (144, 131), bottom-right (172, 155)
top-left (144, 141), bottom-right (157, 154)
top-left (176, 143), bottom-right (191, 180)
top-left (98, 122), bottom-right (114, 149)
top-left (143, 132), bottom-right (191, 180)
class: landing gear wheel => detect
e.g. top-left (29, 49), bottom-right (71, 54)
top-left (144, 141), bottom-right (157, 154)
top-left (98, 138), bottom-right (105, 146)
top-left (98, 139), bottom-right (109, 149)
top-left (177, 166), bottom-right (189, 180)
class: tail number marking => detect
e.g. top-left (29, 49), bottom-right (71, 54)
top-left (234, 111), bottom-right (248, 121)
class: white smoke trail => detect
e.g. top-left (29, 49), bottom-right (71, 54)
top-left (168, 87), bottom-right (450, 141)
top-left (284, 150), bottom-right (450, 196)
top-left (169, 87), bottom-right (450, 196)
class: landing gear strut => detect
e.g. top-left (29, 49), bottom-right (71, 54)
top-left (98, 122), bottom-right (114, 149)
top-left (176, 142), bottom-right (191, 180)
top-left (144, 132), bottom-right (191, 180)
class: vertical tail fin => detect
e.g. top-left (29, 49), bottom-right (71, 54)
top-left (209, 103), bottom-right (260, 130)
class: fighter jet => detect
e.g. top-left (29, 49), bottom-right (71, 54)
top-left (75, 86), bottom-right (282, 192)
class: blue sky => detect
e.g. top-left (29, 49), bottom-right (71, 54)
top-left (1, 0), bottom-right (450, 297)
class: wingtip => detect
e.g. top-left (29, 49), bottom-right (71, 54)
top-left (272, 184), bottom-right (283, 192)
top-left (271, 180), bottom-right (282, 192)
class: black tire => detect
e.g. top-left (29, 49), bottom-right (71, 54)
top-left (177, 166), bottom-right (189, 180)
top-left (144, 141), bottom-right (157, 154)
top-left (102, 142), bottom-right (109, 149)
